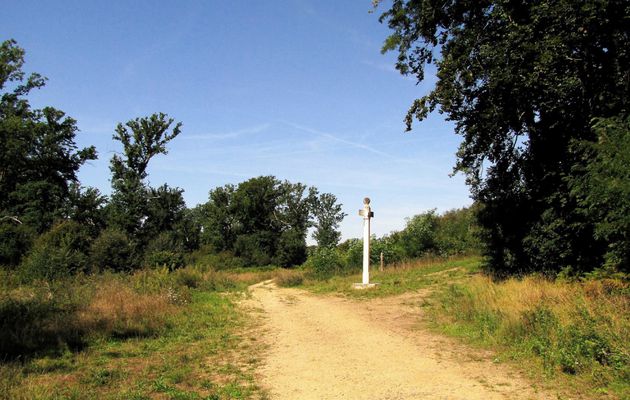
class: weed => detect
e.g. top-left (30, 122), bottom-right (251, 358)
top-left (430, 272), bottom-right (629, 398)
top-left (275, 269), bottom-right (304, 287)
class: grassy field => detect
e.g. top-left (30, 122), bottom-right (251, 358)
top-left (297, 256), bottom-right (629, 400)
top-left (2, 256), bottom-right (627, 399)
top-left (296, 256), bottom-right (481, 298)
top-left (0, 267), bottom-right (276, 400)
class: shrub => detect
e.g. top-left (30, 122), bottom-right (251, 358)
top-left (275, 269), bottom-right (304, 287)
top-left (144, 232), bottom-right (186, 270)
top-left (90, 228), bottom-right (134, 272)
top-left (434, 207), bottom-right (481, 256)
top-left (342, 238), bottom-right (363, 269)
top-left (172, 267), bottom-right (204, 288)
top-left (144, 250), bottom-right (185, 271)
top-left (0, 284), bottom-right (84, 358)
top-left (306, 247), bottom-right (345, 279)
top-left (19, 221), bottom-right (92, 281)
top-left (399, 210), bottom-right (438, 258)
top-left (0, 222), bottom-right (35, 267)
top-left (274, 229), bottom-right (307, 267)
top-left (233, 233), bottom-right (274, 267)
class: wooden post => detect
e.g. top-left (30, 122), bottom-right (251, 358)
top-left (380, 251), bottom-right (384, 272)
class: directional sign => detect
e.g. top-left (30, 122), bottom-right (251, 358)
top-left (358, 210), bottom-right (374, 218)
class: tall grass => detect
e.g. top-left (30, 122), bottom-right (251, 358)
top-left (430, 275), bottom-right (629, 397)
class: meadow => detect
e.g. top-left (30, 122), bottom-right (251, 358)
top-left (0, 266), bottom-right (280, 400)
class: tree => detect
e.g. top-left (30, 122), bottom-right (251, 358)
top-left (0, 40), bottom-right (96, 234)
top-left (312, 193), bottom-right (346, 248)
top-left (569, 116), bottom-right (630, 273)
top-left (199, 176), bottom-right (338, 267)
top-left (108, 113), bottom-right (181, 239)
top-left (378, 1), bottom-right (630, 274)
top-left (399, 210), bottom-right (438, 258)
top-left (199, 184), bottom-right (238, 251)
top-left (62, 184), bottom-right (107, 236)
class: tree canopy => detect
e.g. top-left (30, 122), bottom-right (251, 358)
top-left (378, 0), bottom-right (630, 274)
top-left (199, 176), bottom-right (345, 267)
top-left (0, 39), bottom-right (96, 237)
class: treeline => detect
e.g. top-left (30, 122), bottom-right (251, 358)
top-left (0, 40), bottom-right (345, 280)
top-left (308, 207), bottom-right (480, 277)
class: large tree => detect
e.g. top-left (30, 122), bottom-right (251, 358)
top-left (378, 0), bottom-right (629, 274)
top-left (312, 193), bottom-right (346, 248)
top-left (199, 176), bottom-right (345, 267)
top-left (107, 113), bottom-right (181, 240)
top-left (0, 39), bottom-right (96, 264)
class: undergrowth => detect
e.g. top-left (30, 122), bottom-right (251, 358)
top-left (429, 274), bottom-right (629, 399)
top-left (0, 265), bottom-right (278, 399)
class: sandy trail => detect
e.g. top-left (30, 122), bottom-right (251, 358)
top-left (247, 280), bottom-right (555, 400)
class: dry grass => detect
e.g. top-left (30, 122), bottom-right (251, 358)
top-left (431, 274), bottom-right (630, 398)
top-left (275, 269), bottom-right (305, 287)
top-left (78, 279), bottom-right (177, 338)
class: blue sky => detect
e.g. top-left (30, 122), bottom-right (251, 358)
top-left (2, 0), bottom-right (471, 241)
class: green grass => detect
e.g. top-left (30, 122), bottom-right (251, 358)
top-left (0, 285), bottom-right (267, 400)
top-left (301, 256), bottom-right (481, 299)
top-left (426, 275), bottom-right (629, 399)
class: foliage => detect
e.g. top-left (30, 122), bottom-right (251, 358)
top-left (306, 246), bottom-right (345, 279)
top-left (62, 184), bottom-right (107, 237)
top-left (199, 176), bottom-right (345, 267)
top-left (312, 193), bottom-right (346, 248)
top-left (189, 248), bottom-right (246, 271)
top-left (0, 39), bottom-right (97, 234)
top-left (89, 228), bottom-right (134, 272)
top-left (569, 116), bottom-right (630, 273)
top-left (107, 113), bottom-right (181, 240)
top-left (144, 250), bottom-right (185, 271)
top-left (430, 275), bottom-right (629, 397)
top-left (434, 206), bottom-right (481, 256)
top-left (398, 210), bottom-right (438, 258)
top-left (0, 222), bottom-right (35, 267)
top-left (274, 228), bottom-right (308, 267)
top-left (378, 1), bottom-right (630, 274)
top-left (19, 220), bottom-right (92, 281)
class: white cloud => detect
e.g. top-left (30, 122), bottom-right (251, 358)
top-left (183, 123), bottom-right (271, 140)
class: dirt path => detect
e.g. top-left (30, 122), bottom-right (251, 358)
top-left (246, 280), bottom-right (556, 400)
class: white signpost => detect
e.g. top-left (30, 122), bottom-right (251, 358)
top-left (354, 197), bottom-right (378, 289)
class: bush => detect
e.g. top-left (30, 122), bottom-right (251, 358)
top-left (172, 267), bottom-right (204, 288)
top-left (19, 221), bottom-right (92, 281)
top-left (275, 269), bottom-right (304, 287)
top-left (434, 207), bottom-right (481, 256)
top-left (274, 229), bottom-right (308, 267)
top-left (0, 222), bottom-right (35, 267)
top-left (0, 283), bottom-right (85, 358)
top-left (306, 247), bottom-right (345, 279)
top-left (399, 210), bottom-right (438, 258)
top-left (233, 232), bottom-right (274, 266)
top-left (90, 228), bottom-right (134, 272)
top-left (192, 250), bottom-right (246, 271)
top-left (342, 238), bottom-right (363, 269)
top-left (144, 250), bottom-right (185, 271)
